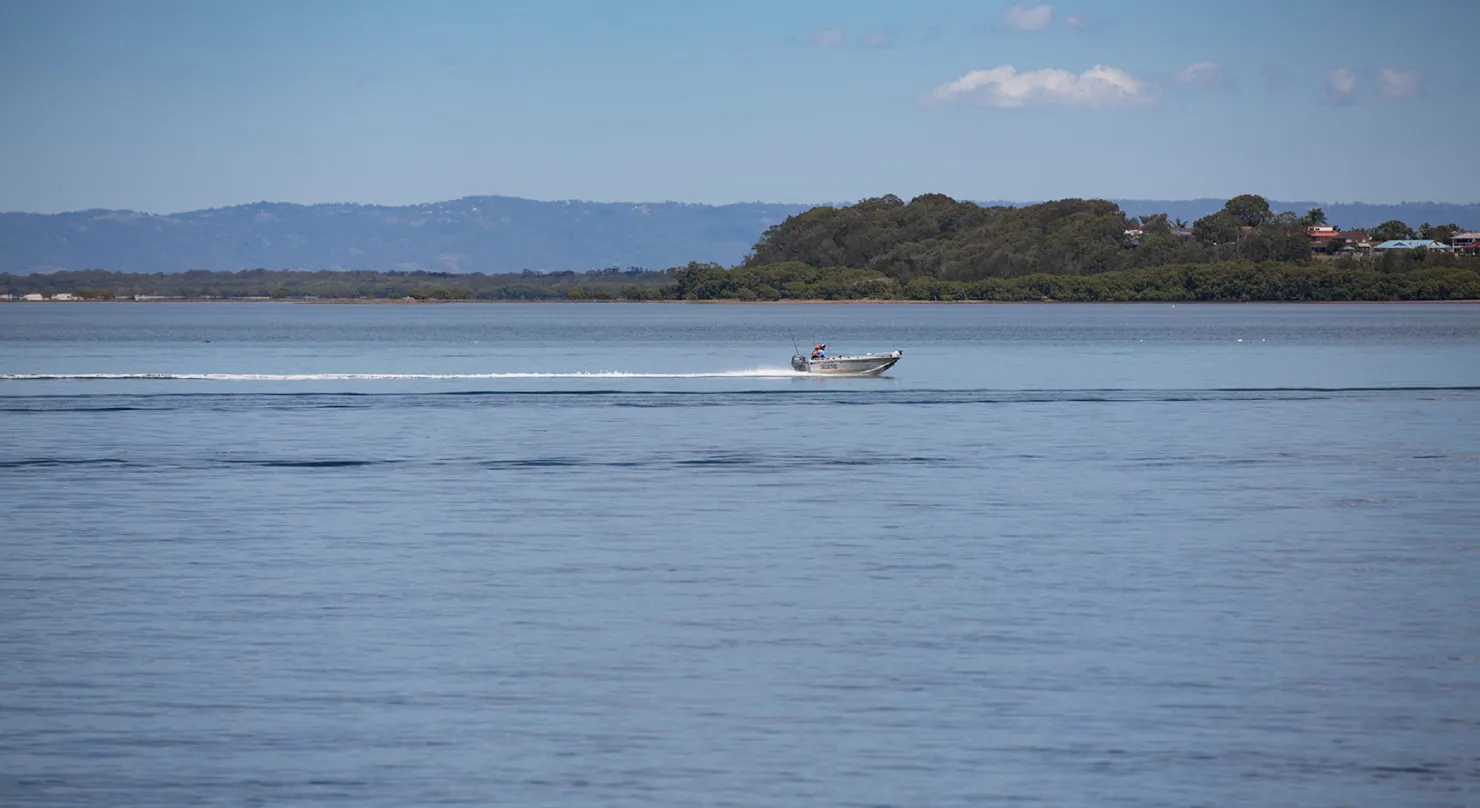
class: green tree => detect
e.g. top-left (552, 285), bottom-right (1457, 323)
top-left (1419, 222), bottom-right (1460, 243)
top-left (1193, 211), bottom-right (1240, 245)
top-left (1223, 194), bottom-right (1272, 227)
top-left (1301, 207), bottom-right (1327, 226)
top-left (1139, 214), bottom-right (1172, 238)
top-left (1372, 220), bottom-right (1417, 242)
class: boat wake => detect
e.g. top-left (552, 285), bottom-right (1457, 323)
top-left (0, 368), bottom-right (816, 381)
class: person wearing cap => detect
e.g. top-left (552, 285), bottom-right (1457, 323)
top-left (811, 344), bottom-right (826, 359)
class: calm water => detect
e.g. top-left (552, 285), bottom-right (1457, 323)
top-left (2, 302), bottom-right (1478, 807)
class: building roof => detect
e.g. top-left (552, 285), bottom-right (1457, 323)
top-left (1373, 239), bottom-right (1452, 250)
top-left (1450, 231), bottom-right (1480, 240)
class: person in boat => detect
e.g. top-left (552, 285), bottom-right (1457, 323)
top-left (811, 344), bottom-right (826, 359)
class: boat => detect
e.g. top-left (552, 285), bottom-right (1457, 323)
top-left (791, 345), bottom-right (903, 375)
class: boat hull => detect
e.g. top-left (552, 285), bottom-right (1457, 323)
top-left (791, 350), bottom-right (902, 375)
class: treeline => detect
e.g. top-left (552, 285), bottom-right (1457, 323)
top-left (744, 194), bottom-right (1320, 280)
top-left (743, 193), bottom-right (1472, 278)
top-left (696, 192), bottom-right (1476, 300)
top-left (7, 257), bottom-right (1478, 303)
top-left (2, 266), bottom-right (675, 301)
top-left (672, 259), bottom-right (1480, 302)
top-left (901, 262), bottom-right (1480, 302)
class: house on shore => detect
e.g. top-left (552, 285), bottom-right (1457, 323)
top-left (1450, 232), bottom-right (1480, 256)
top-left (1305, 227), bottom-right (1379, 255)
top-left (1372, 239), bottom-right (1453, 253)
top-left (1305, 225), bottom-right (1341, 251)
top-left (1333, 231), bottom-right (1376, 255)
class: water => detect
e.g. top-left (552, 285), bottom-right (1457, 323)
top-left (2, 302), bottom-right (1478, 807)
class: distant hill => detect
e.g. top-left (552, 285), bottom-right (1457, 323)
top-left (2, 195), bottom-right (1475, 274)
top-left (0, 196), bottom-right (813, 275)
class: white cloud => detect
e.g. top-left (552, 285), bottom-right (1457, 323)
top-left (1004, 4), bottom-right (1054, 31)
top-left (1063, 11), bottom-right (1108, 31)
top-left (808, 28), bottom-right (844, 47)
top-left (1322, 68), bottom-right (1358, 105)
top-left (1175, 61), bottom-right (1232, 91)
top-left (1377, 68), bottom-right (1420, 100)
top-left (859, 30), bottom-right (892, 48)
top-left (924, 65), bottom-right (1155, 110)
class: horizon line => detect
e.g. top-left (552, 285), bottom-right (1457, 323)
top-left (5, 193), bottom-right (1480, 218)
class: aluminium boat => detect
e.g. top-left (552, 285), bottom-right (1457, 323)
top-left (791, 346), bottom-right (903, 375)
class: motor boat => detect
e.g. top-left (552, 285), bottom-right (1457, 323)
top-left (791, 345), bottom-right (903, 375)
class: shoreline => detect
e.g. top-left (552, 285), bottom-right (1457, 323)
top-left (6, 297), bottom-right (1480, 305)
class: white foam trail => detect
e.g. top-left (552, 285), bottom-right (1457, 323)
top-left (1, 368), bottom-right (812, 381)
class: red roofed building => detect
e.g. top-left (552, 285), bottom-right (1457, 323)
top-left (1306, 225), bottom-right (1343, 251)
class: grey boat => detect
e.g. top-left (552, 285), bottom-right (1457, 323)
top-left (791, 346), bottom-right (903, 375)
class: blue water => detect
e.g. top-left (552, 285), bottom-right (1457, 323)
top-left (3, 302), bottom-right (1478, 807)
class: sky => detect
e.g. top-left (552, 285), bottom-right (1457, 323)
top-left (1, 0), bottom-right (1476, 213)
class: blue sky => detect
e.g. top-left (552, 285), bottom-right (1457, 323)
top-left (2, 0), bottom-right (1476, 212)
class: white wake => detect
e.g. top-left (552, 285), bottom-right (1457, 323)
top-left (1, 368), bottom-right (811, 381)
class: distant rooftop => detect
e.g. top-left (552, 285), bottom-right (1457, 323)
top-left (1373, 239), bottom-right (1452, 250)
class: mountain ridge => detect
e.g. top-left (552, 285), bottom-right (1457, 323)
top-left (4, 194), bottom-right (1476, 274)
